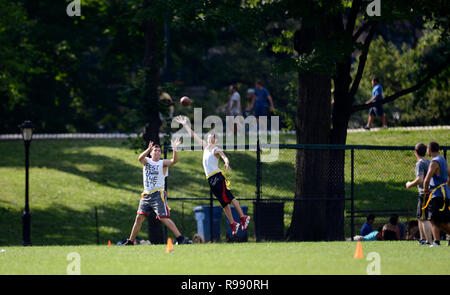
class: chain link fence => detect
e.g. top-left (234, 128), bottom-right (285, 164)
top-left (162, 142), bottom-right (449, 242)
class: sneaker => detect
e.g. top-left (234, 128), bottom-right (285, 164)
top-left (122, 239), bottom-right (134, 246)
top-left (240, 215), bottom-right (250, 231)
top-left (363, 125), bottom-right (370, 131)
top-left (418, 239), bottom-right (428, 245)
top-left (230, 222), bottom-right (240, 235)
top-left (176, 236), bottom-right (192, 245)
top-left (382, 125), bottom-right (388, 129)
top-left (430, 241), bottom-right (441, 247)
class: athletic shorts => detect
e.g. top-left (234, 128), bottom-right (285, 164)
top-left (427, 197), bottom-right (450, 224)
top-left (137, 190), bottom-right (170, 219)
top-left (254, 104), bottom-right (268, 117)
top-left (368, 105), bottom-right (384, 116)
top-left (417, 194), bottom-right (428, 220)
top-left (208, 172), bottom-right (234, 208)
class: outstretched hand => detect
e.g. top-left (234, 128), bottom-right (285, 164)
top-left (175, 115), bottom-right (188, 126)
top-left (171, 137), bottom-right (182, 150)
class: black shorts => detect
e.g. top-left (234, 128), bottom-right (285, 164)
top-left (427, 197), bottom-right (450, 224)
top-left (417, 194), bottom-right (429, 220)
top-left (208, 172), bottom-right (234, 208)
top-left (368, 105), bottom-right (384, 116)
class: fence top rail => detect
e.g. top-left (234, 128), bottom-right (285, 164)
top-left (274, 144), bottom-right (450, 151)
top-left (164, 143), bottom-right (450, 151)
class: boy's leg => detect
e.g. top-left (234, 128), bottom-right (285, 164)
top-left (231, 199), bottom-right (245, 217)
top-left (223, 204), bottom-right (235, 224)
top-left (381, 115), bottom-right (387, 127)
top-left (159, 218), bottom-right (182, 238)
top-left (366, 114), bottom-right (374, 128)
top-left (129, 214), bottom-right (146, 242)
top-left (422, 220), bottom-right (433, 243)
top-left (418, 219), bottom-right (425, 240)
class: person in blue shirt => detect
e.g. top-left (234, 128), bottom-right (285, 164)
top-left (360, 214), bottom-right (375, 236)
top-left (246, 80), bottom-right (275, 119)
top-left (423, 141), bottom-right (450, 247)
top-left (364, 77), bottom-right (388, 130)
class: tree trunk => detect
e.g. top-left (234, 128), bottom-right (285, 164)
top-left (142, 0), bottom-right (163, 242)
top-left (141, 1), bottom-right (162, 145)
top-left (287, 23), bottom-right (332, 240)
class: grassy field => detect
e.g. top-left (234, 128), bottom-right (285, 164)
top-left (0, 241), bottom-right (449, 275)
top-left (0, 128), bottom-right (449, 246)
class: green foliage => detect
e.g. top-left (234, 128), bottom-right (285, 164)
top-left (352, 22), bottom-right (450, 126)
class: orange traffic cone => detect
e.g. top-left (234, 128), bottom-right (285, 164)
top-left (353, 241), bottom-right (364, 259)
top-left (108, 240), bottom-right (111, 246)
top-left (166, 238), bottom-right (174, 253)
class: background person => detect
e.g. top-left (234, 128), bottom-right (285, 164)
top-left (405, 142), bottom-right (433, 245)
top-left (364, 77), bottom-right (387, 130)
top-left (423, 141), bottom-right (450, 247)
top-left (246, 80), bottom-right (275, 119)
top-left (360, 214), bottom-right (376, 236)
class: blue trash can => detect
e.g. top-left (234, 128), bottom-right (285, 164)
top-left (225, 205), bottom-right (248, 242)
top-left (194, 206), bottom-right (222, 242)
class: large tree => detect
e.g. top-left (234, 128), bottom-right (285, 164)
top-left (245, 0), bottom-right (450, 241)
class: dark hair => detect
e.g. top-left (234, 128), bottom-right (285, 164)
top-left (428, 142), bottom-right (439, 153)
top-left (367, 214), bottom-right (375, 222)
top-left (372, 77), bottom-right (380, 83)
top-left (389, 214), bottom-right (399, 225)
top-left (230, 84), bottom-right (237, 91)
top-left (415, 142), bottom-right (427, 157)
top-left (255, 80), bottom-right (263, 86)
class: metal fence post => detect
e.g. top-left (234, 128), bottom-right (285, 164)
top-left (163, 140), bottom-right (168, 242)
top-left (255, 139), bottom-right (261, 242)
top-left (350, 148), bottom-right (355, 241)
top-left (210, 189), bottom-right (214, 242)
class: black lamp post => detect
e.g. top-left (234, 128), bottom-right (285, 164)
top-left (19, 120), bottom-right (34, 246)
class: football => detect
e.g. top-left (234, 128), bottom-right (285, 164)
top-left (180, 96), bottom-right (191, 106)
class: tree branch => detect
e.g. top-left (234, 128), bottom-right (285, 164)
top-left (352, 20), bottom-right (374, 42)
top-left (351, 61), bottom-right (450, 113)
top-left (348, 23), bottom-right (377, 99)
top-left (345, 0), bottom-right (362, 35)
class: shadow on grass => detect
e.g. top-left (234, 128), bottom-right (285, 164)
top-left (0, 201), bottom-right (207, 246)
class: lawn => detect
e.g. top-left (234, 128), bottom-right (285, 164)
top-left (0, 241), bottom-right (449, 275)
top-left (0, 128), bottom-right (448, 246)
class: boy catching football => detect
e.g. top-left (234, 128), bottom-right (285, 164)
top-left (175, 115), bottom-right (250, 235)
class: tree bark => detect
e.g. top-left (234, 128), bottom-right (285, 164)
top-left (141, 0), bottom-right (162, 145)
top-left (287, 23), bottom-right (332, 241)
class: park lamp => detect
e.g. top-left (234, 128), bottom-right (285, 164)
top-left (20, 120), bottom-right (34, 142)
top-left (19, 120), bottom-right (34, 246)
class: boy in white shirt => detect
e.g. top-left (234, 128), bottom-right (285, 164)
top-left (176, 116), bottom-right (250, 235)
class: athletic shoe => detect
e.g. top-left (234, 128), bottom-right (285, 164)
top-left (418, 239), bottom-right (428, 245)
top-left (175, 236), bottom-right (192, 245)
top-left (382, 125), bottom-right (388, 129)
top-left (363, 126), bottom-right (370, 131)
top-left (240, 215), bottom-right (250, 231)
top-left (176, 236), bottom-right (193, 245)
top-left (430, 241), bottom-right (441, 247)
top-left (122, 239), bottom-right (134, 246)
top-left (230, 222), bottom-right (240, 235)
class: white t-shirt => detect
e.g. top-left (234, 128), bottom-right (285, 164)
top-left (202, 145), bottom-right (220, 177)
top-left (229, 92), bottom-right (241, 115)
top-left (143, 158), bottom-right (167, 192)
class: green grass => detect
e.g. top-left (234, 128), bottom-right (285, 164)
top-left (0, 129), bottom-right (448, 246)
top-left (0, 242), bottom-right (449, 275)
